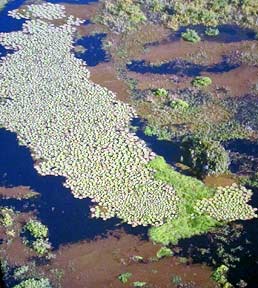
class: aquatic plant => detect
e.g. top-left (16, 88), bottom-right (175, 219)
top-left (13, 266), bottom-right (29, 280)
top-left (154, 88), bottom-right (168, 97)
top-left (156, 247), bottom-right (173, 259)
top-left (170, 99), bottom-right (189, 110)
top-left (191, 76), bottom-right (212, 88)
top-left (0, 207), bottom-right (14, 227)
top-left (181, 136), bottom-right (229, 176)
top-left (118, 272), bottom-right (132, 284)
top-left (24, 220), bottom-right (48, 239)
top-left (211, 265), bottom-right (233, 287)
top-left (0, 0), bottom-right (8, 11)
top-left (12, 278), bottom-right (52, 288)
top-left (0, 4), bottom-right (178, 227)
top-left (240, 173), bottom-right (258, 188)
top-left (181, 29), bottom-right (201, 43)
top-left (205, 27), bottom-right (220, 36)
top-left (31, 238), bottom-right (51, 256)
top-left (148, 156), bottom-right (219, 245)
top-left (133, 281), bottom-right (147, 287)
top-left (195, 184), bottom-right (257, 221)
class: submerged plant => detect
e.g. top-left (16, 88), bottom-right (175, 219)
top-left (31, 238), bottom-right (51, 256)
top-left (181, 29), bottom-right (201, 43)
top-left (192, 76), bottom-right (212, 88)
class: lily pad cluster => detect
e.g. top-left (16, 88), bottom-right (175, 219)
top-left (195, 184), bottom-right (257, 221)
top-left (0, 4), bottom-right (178, 227)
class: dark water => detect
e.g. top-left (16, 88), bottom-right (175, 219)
top-left (127, 57), bottom-right (239, 77)
top-left (0, 129), bottom-right (147, 249)
top-left (74, 33), bottom-right (109, 66)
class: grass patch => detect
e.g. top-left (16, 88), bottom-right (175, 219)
top-left (118, 272), bottom-right (132, 284)
top-left (148, 156), bottom-right (219, 245)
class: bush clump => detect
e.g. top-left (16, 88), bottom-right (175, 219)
top-left (12, 278), bottom-right (52, 288)
top-left (118, 272), bottom-right (132, 284)
top-left (0, 208), bottom-right (14, 227)
top-left (24, 220), bottom-right (48, 239)
top-left (156, 247), bottom-right (173, 259)
top-left (170, 99), bottom-right (189, 110)
top-left (154, 88), bottom-right (168, 97)
top-left (181, 136), bottom-right (229, 176)
top-left (192, 76), bottom-right (212, 88)
top-left (181, 29), bottom-right (201, 43)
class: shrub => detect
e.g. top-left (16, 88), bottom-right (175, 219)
top-left (181, 29), bottom-right (201, 43)
top-left (24, 220), bottom-right (48, 239)
top-left (205, 27), bottom-right (219, 36)
top-left (181, 136), bottom-right (229, 176)
top-left (212, 265), bottom-right (233, 287)
top-left (156, 247), bottom-right (173, 259)
top-left (154, 88), bottom-right (168, 97)
top-left (31, 238), bottom-right (51, 256)
top-left (192, 76), bottom-right (212, 88)
top-left (170, 99), bottom-right (189, 110)
top-left (118, 272), bottom-right (132, 284)
top-left (171, 275), bottom-right (182, 285)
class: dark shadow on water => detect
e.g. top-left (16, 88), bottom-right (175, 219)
top-left (74, 33), bottom-right (109, 66)
top-left (0, 129), bottom-right (147, 249)
top-left (127, 57), bottom-right (239, 77)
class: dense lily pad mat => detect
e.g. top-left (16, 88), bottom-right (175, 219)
top-left (0, 3), bottom-right (178, 227)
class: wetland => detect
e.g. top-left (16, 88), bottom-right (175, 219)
top-left (0, 1), bottom-right (257, 287)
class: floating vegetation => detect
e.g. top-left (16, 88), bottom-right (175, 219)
top-left (0, 4), bottom-right (178, 227)
top-left (192, 76), bottom-right (212, 88)
top-left (211, 265), bottom-right (233, 288)
top-left (195, 184), bottom-right (257, 221)
top-left (205, 27), bottom-right (220, 36)
top-left (181, 29), bottom-right (201, 43)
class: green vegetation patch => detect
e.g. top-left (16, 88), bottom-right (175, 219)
top-left (170, 99), bottom-right (189, 110)
top-left (156, 247), bottom-right (173, 259)
top-left (13, 278), bottom-right (52, 288)
top-left (148, 156), bottom-right (219, 245)
top-left (24, 220), bottom-right (48, 239)
top-left (154, 88), bottom-right (168, 97)
top-left (0, 207), bottom-right (14, 227)
top-left (181, 136), bottom-right (229, 176)
top-left (181, 29), bottom-right (201, 43)
top-left (192, 76), bottom-right (212, 88)
top-left (118, 272), bottom-right (132, 284)
top-left (133, 281), bottom-right (147, 287)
